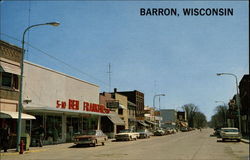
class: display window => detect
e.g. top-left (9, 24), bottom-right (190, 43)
top-left (46, 115), bottom-right (62, 142)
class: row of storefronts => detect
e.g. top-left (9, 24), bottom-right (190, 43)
top-left (0, 40), bottom-right (156, 149)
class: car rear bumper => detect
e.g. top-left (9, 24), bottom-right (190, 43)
top-left (74, 140), bottom-right (94, 145)
top-left (222, 137), bottom-right (241, 139)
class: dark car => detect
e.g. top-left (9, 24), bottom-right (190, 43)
top-left (74, 130), bottom-right (107, 147)
top-left (180, 127), bottom-right (188, 132)
top-left (214, 128), bottom-right (222, 138)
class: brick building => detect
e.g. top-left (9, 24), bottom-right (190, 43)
top-left (114, 88), bottom-right (145, 120)
top-left (239, 74), bottom-right (250, 136)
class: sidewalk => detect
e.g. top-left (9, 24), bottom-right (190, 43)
top-left (0, 146), bottom-right (49, 156)
top-left (0, 140), bottom-right (114, 156)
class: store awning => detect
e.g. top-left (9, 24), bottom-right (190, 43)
top-left (180, 122), bottom-right (188, 127)
top-left (137, 120), bottom-right (149, 127)
top-left (0, 61), bottom-right (21, 75)
top-left (145, 120), bottom-right (157, 125)
top-left (108, 113), bottom-right (125, 126)
top-left (0, 111), bottom-right (36, 119)
top-left (24, 105), bottom-right (110, 116)
top-left (119, 104), bottom-right (126, 109)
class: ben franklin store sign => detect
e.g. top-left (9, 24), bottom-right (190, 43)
top-left (56, 99), bottom-right (110, 114)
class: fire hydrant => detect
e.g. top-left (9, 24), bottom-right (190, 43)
top-left (19, 140), bottom-right (25, 154)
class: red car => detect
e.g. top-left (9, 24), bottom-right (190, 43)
top-left (74, 130), bottom-right (108, 147)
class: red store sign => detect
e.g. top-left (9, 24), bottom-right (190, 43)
top-left (56, 99), bottom-right (110, 114)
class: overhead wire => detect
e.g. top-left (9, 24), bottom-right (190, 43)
top-left (0, 32), bottom-right (109, 88)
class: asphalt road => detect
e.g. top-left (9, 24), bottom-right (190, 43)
top-left (1, 128), bottom-right (249, 160)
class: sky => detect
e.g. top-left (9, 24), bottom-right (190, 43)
top-left (0, 1), bottom-right (249, 121)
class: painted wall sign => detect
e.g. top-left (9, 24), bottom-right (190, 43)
top-left (56, 99), bottom-right (110, 114)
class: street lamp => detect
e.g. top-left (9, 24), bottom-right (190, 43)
top-left (153, 94), bottom-right (165, 128)
top-left (215, 100), bottom-right (227, 127)
top-left (17, 22), bottom-right (60, 151)
top-left (153, 94), bottom-right (165, 110)
top-left (216, 72), bottom-right (241, 133)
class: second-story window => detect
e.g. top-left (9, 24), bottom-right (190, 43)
top-left (2, 72), bottom-right (12, 87)
top-left (1, 72), bottom-right (19, 90)
top-left (118, 108), bottom-right (123, 115)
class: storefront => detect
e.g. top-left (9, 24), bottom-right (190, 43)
top-left (22, 61), bottom-right (110, 144)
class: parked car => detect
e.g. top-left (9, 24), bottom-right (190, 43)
top-left (154, 128), bottom-right (165, 136)
top-left (220, 127), bottom-right (241, 142)
top-left (137, 129), bottom-right (153, 138)
top-left (171, 128), bottom-right (177, 134)
top-left (74, 130), bottom-right (107, 147)
top-left (115, 129), bottom-right (139, 141)
top-left (164, 128), bottom-right (172, 135)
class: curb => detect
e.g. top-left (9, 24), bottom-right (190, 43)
top-left (241, 139), bottom-right (249, 144)
top-left (0, 148), bottom-right (47, 156)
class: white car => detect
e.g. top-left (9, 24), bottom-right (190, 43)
top-left (220, 127), bottom-right (241, 142)
top-left (115, 129), bottom-right (139, 141)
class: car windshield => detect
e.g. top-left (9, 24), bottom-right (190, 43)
top-left (222, 129), bottom-right (238, 132)
top-left (120, 129), bottom-right (132, 133)
top-left (82, 130), bottom-right (96, 135)
top-left (137, 129), bottom-right (145, 132)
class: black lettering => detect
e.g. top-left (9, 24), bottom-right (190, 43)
top-left (152, 8), bottom-right (158, 16)
top-left (171, 8), bottom-right (177, 16)
top-left (183, 8), bottom-right (191, 16)
top-left (146, 9), bottom-right (151, 16)
top-left (206, 9), bottom-right (211, 16)
top-left (158, 8), bottom-right (164, 15)
top-left (194, 8), bottom-right (199, 16)
top-left (140, 8), bottom-right (145, 16)
top-left (212, 8), bottom-right (218, 16)
top-left (164, 9), bottom-right (170, 15)
top-left (227, 8), bottom-right (233, 16)
top-left (200, 8), bottom-right (205, 16)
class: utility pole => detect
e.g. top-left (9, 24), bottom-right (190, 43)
top-left (107, 63), bottom-right (112, 92)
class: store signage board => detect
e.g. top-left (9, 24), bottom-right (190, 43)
top-left (56, 99), bottom-right (110, 114)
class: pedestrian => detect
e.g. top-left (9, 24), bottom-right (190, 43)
top-left (37, 125), bottom-right (45, 147)
top-left (1, 123), bottom-right (10, 152)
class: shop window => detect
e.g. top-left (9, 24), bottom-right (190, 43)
top-left (46, 115), bottom-right (62, 143)
top-left (84, 116), bottom-right (98, 130)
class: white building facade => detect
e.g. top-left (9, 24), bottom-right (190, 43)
top-left (22, 61), bottom-right (110, 145)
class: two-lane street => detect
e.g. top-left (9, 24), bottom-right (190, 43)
top-left (1, 129), bottom-right (249, 160)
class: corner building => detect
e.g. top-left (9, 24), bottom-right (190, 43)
top-left (22, 61), bottom-right (110, 145)
top-left (0, 40), bottom-right (35, 148)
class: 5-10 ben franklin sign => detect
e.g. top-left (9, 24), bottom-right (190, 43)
top-left (56, 99), bottom-right (110, 114)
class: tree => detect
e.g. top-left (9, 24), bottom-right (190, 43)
top-left (193, 112), bottom-right (207, 128)
top-left (209, 105), bottom-right (228, 128)
top-left (182, 104), bottom-right (198, 128)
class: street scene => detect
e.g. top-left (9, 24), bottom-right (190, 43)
top-left (1, 129), bottom-right (249, 160)
top-left (0, 1), bottom-right (249, 160)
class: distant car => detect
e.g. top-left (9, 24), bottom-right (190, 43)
top-left (220, 128), bottom-right (241, 142)
top-left (154, 129), bottom-right (165, 136)
top-left (180, 127), bottom-right (188, 132)
top-left (115, 129), bottom-right (139, 141)
top-left (74, 130), bottom-right (107, 147)
top-left (137, 129), bottom-right (153, 138)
